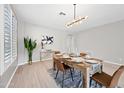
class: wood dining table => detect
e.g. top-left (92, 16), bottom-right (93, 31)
top-left (53, 53), bottom-right (103, 88)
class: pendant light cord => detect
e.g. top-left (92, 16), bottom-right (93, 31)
top-left (73, 4), bottom-right (76, 19)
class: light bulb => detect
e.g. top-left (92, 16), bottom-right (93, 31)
top-left (75, 22), bottom-right (79, 25)
top-left (79, 21), bottom-right (82, 24)
top-left (85, 16), bottom-right (88, 19)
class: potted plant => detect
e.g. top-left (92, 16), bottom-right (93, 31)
top-left (24, 37), bottom-right (37, 65)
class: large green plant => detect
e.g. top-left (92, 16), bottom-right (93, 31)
top-left (24, 37), bottom-right (37, 64)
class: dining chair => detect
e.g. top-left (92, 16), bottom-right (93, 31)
top-left (53, 51), bottom-right (61, 70)
top-left (80, 52), bottom-right (88, 57)
top-left (53, 57), bottom-right (74, 88)
top-left (90, 65), bottom-right (124, 88)
top-left (54, 51), bottom-right (61, 54)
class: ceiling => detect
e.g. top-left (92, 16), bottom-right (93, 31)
top-left (12, 4), bottom-right (124, 32)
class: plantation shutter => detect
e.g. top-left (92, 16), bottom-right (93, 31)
top-left (4, 5), bottom-right (12, 64)
top-left (12, 15), bottom-right (17, 62)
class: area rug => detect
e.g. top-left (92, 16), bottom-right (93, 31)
top-left (48, 68), bottom-right (101, 88)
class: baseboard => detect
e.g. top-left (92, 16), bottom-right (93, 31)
top-left (5, 65), bottom-right (18, 88)
top-left (18, 59), bottom-right (52, 66)
top-left (104, 60), bottom-right (123, 66)
top-left (18, 60), bottom-right (40, 66)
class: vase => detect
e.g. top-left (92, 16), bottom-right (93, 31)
top-left (28, 61), bottom-right (32, 65)
top-left (28, 51), bottom-right (32, 65)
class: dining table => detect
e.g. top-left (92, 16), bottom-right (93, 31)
top-left (53, 53), bottom-right (103, 88)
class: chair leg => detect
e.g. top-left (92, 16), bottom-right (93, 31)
top-left (53, 62), bottom-right (56, 70)
top-left (72, 68), bottom-right (74, 72)
top-left (90, 78), bottom-right (92, 87)
top-left (95, 81), bottom-right (97, 87)
top-left (55, 70), bottom-right (59, 79)
top-left (62, 72), bottom-right (65, 88)
top-left (99, 83), bottom-right (103, 88)
top-left (70, 69), bottom-right (74, 81)
top-left (79, 71), bottom-right (82, 77)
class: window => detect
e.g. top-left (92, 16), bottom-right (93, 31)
top-left (12, 15), bottom-right (17, 62)
top-left (4, 5), bottom-right (12, 66)
top-left (3, 4), bottom-right (17, 70)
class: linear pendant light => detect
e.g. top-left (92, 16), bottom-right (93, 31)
top-left (66, 4), bottom-right (88, 28)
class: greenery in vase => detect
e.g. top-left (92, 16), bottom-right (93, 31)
top-left (24, 37), bottom-right (37, 64)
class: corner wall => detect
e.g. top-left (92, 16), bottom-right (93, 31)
top-left (18, 21), bottom-right (69, 65)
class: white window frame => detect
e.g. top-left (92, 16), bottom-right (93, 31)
top-left (0, 4), bottom-right (18, 75)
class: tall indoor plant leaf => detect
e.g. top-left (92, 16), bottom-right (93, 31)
top-left (24, 37), bottom-right (37, 65)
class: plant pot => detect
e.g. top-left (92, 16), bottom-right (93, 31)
top-left (28, 61), bottom-right (32, 65)
top-left (28, 52), bottom-right (32, 65)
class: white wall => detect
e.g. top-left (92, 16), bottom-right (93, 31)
top-left (18, 19), bottom-right (124, 65)
top-left (76, 20), bottom-right (124, 64)
top-left (18, 22), bottom-right (69, 65)
top-left (17, 20), bottom-right (25, 65)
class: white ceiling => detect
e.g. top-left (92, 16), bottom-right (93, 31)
top-left (12, 4), bottom-right (124, 32)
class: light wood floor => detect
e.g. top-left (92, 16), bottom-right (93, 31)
top-left (9, 61), bottom-right (58, 88)
top-left (9, 60), bottom-right (124, 88)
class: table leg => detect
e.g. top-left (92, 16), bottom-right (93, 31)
top-left (82, 68), bottom-right (90, 88)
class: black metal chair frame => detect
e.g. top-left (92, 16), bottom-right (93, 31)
top-left (55, 68), bottom-right (74, 88)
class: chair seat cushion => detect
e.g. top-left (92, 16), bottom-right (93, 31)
top-left (92, 72), bottom-right (112, 87)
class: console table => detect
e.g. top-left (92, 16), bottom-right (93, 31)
top-left (40, 49), bottom-right (54, 61)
